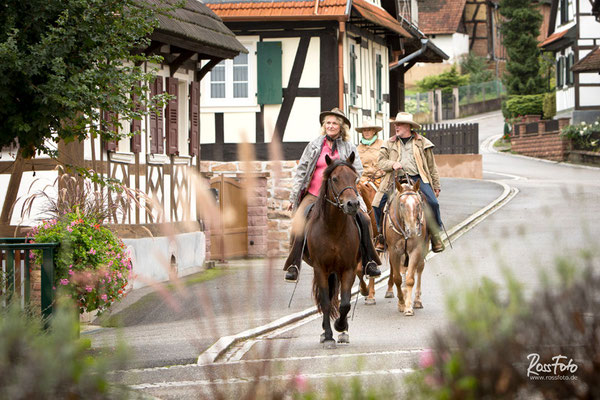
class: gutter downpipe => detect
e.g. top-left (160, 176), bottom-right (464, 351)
top-left (338, 20), bottom-right (345, 108)
top-left (390, 38), bottom-right (429, 71)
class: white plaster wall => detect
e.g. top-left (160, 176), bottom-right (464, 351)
top-left (556, 87), bottom-right (575, 112)
top-left (579, 15), bottom-right (599, 38)
top-left (177, 78), bottom-right (190, 157)
top-left (124, 231), bottom-right (206, 289)
top-left (284, 97), bottom-right (321, 142)
top-left (224, 112), bottom-right (257, 143)
top-left (578, 71), bottom-right (600, 84)
top-left (430, 34), bottom-right (468, 63)
top-left (263, 104), bottom-right (281, 142)
top-left (199, 113), bottom-right (216, 144)
top-left (8, 171), bottom-right (59, 226)
top-left (579, 87), bottom-right (600, 107)
top-left (299, 37), bottom-right (320, 88)
top-left (274, 37), bottom-right (299, 88)
top-left (579, 0), bottom-right (591, 13)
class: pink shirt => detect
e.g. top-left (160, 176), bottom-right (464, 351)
top-left (308, 141), bottom-right (339, 197)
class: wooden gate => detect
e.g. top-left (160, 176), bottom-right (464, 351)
top-left (210, 175), bottom-right (248, 260)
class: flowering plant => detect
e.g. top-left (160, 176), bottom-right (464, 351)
top-left (27, 211), bottom-right (131, 314)
top-left (560, 119), bottom-right (600, 151)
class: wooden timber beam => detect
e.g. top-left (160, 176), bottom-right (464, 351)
top-left (169, 50), bottom-right (196, 77)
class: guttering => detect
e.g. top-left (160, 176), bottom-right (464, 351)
top-left (390, 38), bottom-right (428, 71)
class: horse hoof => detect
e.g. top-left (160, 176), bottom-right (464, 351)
top-left (319, 333), bottom-right (327, 343)
top-left (360, 287), bottom-right (369, 297)
top-left (404, 309), bottom-right (414, 316)
top-left (338, 332), bottom-right (350, 344)
top-left (384, 291), bottom-right (394, 299)
top-left (397, 304), bottom-right (405, 313)
top-left (364, 297), bottom-right (376, 305)
top-left (414, 300), bottom-right (423, 309)
top-left (323, 339), bottom-right (337, 349)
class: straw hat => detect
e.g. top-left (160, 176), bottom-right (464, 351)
top-left (391, 111), bottom-right (421, 129)
top-left (319, 107), bottom-right (351, 128)
top-left (355, 117), bottom-right (383, 133)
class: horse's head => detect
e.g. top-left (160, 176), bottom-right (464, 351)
top-left (391, 180), bottom-right (424, 238)
top-left (323, 152), bottom-right (360, 216)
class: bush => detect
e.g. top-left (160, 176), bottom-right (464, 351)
top-left (543, 92), bottom-right (556, 120)
top-left (28, 212), bottom-right (132, 314)
top-left (417, 65), bottom-right (469, 94)
top-left (0, 298), bottom-right (133, 399)
top-left (561, 119), bottom-right (600, 151)
top-left (503, 94), bottom-right (544, 119)
top-left (404, 257), bottom-right (600, 399)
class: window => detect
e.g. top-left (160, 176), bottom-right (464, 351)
top-left (202, 41), bottom-right (257, 108)
top-left (349, 44), bottom-right (358, 106)
top-left (376, 54), bottom-right (383, 112)
top-left (560, 0), bottom-right (570, 24)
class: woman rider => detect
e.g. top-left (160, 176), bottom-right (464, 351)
top-left (283, 108), bottom-right (382, 282)
top-left (372, 112), bottom-right (445, 253)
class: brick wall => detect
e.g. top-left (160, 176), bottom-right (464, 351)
top-left (511, 117), bottom-right (571, 161)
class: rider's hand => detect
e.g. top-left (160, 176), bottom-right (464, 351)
top-left (434, 189), bottom-right (441, 197)
top-left (392, 162), bottom-right (402, 170)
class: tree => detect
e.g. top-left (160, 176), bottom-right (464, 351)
top-left (0, 0), bottom-right (172, 159)
top-left (459, 52), bottom-right (494, 84)
top-left (499, 0), bottom-right (545, 95)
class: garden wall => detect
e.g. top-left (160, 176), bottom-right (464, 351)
top-left (511, 117), bottom-right (571, 161)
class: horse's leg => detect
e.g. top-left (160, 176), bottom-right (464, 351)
top-left (403, 249), bottom-right (421, 316)
top-left (413, 259), bottom-right (425, 309)
top-left (334, 269), bottom-right (354, 344)
top-left (316, 270), bottom-right (336, 349)
top-left (385, 257), bottom-right (395, 298)
top-left (356, 262), bottom-right (369, 297)
top-left (365, 277), bottom-right (376, 305)
top-left (390, 252), bottom-right (405, 312)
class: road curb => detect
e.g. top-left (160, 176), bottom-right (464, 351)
top-left (197, 179), bottom-right (517, 365)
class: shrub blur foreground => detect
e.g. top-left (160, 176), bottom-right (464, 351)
top-left (0, 297), bottom-right (135, 399)
top-left (405, 256), bottom-right (600, 399)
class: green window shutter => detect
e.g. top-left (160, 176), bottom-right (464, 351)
top-left (350, 44), bottom-right (357, 106)
top-left (257, 42), bottom-right (282, 105)
top-left (567, 53), bottom-right (574, 85)
top-left (556, 57), bottom-right (563, 88)
top-left (376, 54), bottom-right (382, 112)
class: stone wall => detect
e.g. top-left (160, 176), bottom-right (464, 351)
top-left (511, 116), bottom-right (571, 161)
top-left (200, 160), bottom-right (296, 258)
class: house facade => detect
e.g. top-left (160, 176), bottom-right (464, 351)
top-left (0, 1), bottom-right (246, 287)
top-left (540, 0), bottom-right (600, 123)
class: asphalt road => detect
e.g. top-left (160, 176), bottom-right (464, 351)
top-left (89, 111), bottom-right (600, 398)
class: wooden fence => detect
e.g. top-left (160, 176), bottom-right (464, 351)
top-left (420, 123), bottom-right (479, 154)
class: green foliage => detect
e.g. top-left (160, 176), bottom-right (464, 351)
top-left (459, 53), bottom-right (494, 84)
top-left (560, 119), bottom-right (600, 151)
top-left (0, 298), bottom-right (133, 399)
top-left (503, 94), bottom-right (545, 119)
top-left (28, 212), bottom-right (132, 314)
top-left (0, 0), bottom-right (176, 158)
top-left (416, 65), bottom-right (469, 94)
top-left (542, 92), bottom-right (556, 120)
top-left (404, 256), bottom-right (600, 399)
top-left (499, 0), bottom-right (545, 95)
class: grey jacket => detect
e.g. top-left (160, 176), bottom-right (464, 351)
top-left (290, 135), bottom-right (363, 209)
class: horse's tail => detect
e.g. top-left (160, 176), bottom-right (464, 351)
top-left (312, 273), bottom-right (340, 320)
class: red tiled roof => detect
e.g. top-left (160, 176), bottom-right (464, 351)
top-left (352, 0), bottom-right (411, 37)
top-left (418, 0), bottom-right (467, 35)
top-left (205, 0), bottom-right (347, 21)
top-left (539, 28), bottom-right (569, 47)
top-left (572, 46), bottom-right (600, 73)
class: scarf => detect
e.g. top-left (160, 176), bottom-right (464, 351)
top-left (360, 135), bottom-right (378, 146)
top-left (325, 134), bottom-right (339, 154)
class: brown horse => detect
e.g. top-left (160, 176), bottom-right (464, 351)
top-left (384, 177), bottom-right (429, 316)
top-left (304, 153), bottom-right (362, 349)
top-left (357, 180), bottom-right (380, 305)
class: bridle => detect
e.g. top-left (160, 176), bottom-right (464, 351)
top-left (387, 190), bottom-right (424, 240)
top-left (325, 170), bottom-right (359, 211)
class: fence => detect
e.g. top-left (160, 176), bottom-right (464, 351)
top-left (420, 123), bottom-right (479, 154)
top-left (0, 238), bottom-right (58, 321)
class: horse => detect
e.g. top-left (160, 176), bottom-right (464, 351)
top-left (384, 176), bottom-right (429, 316)
top-left (303, 153), bottom-right (362, 349)
top-left (357, 179), bottom-right (382, 305)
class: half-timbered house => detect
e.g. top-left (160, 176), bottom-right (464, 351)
top-left (0, 0), bottom-right (246, 286)
top-left (540, 0), bottom-right (600, 123)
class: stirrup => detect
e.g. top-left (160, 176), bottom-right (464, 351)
top-left (285, 265), bottom-right (300, 283)
top-left (364, 261), bottom-right (381, 278)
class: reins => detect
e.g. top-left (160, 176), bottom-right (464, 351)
top-left (325, 175), bottom-right (359, 211)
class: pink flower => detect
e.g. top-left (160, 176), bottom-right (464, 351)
top-left (60, 278), bottom-right (69, 285)
top-left (68, 270), bottom-right (74, 276)
top-left (100, 294), bottom-right (108, 301)
top-left (89, 248), bottom-right (96, 255)
top-left (85, 286), bottom-right (93, 293)
top-left (66, 226), bottom-right (73, 232)
top-left (293, 374), bottom-right (308, 392)
top-left (419, 349), bottom-right (435, 369)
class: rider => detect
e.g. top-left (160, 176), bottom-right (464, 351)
top-left (372, 112), bottom-right (445, 253)
top-left (283, 108), bottom-right (382, 283)
top-left (356, 118), bottom-right (385, 251)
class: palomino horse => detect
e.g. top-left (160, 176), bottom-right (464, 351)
top-left (357, 178), bottom-right (382, 305)
top-left (304, 153), bottom-right (362, 349)
top-left (384, 176), bottom-right (429, 316)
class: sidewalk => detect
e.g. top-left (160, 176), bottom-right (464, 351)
top-left (84, 177), bottom-right (504, 369)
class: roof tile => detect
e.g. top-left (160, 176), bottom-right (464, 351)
top-left (572, 46), bottom-right (600, 73)
top-left (417, 0), bottom-right (467, 35)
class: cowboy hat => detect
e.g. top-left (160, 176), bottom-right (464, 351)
top-left (391, 111), bottom-right (421, 129)
top-left (356, 117), bottom-right (383, 133)
top-left (319, 107), bottom-right (351, 128)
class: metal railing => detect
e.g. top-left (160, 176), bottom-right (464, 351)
top-left (0, 238), bottom-right (58, 321)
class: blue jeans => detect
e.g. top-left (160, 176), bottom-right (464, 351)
top-left (373, 175), bottom-right (443, 232)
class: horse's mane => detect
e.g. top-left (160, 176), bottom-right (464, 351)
top-left (313, 159), bottom-right (357, 220)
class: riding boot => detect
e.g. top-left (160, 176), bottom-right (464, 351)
top-left (356, 213), bottom-right (382, 278)
top-left (283, 232), bottom-right (304, 283)
top-left (428, 225), bottom-right (445, 253)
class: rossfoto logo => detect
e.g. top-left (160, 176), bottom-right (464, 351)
top-left (526, 353), bottom-right (578, 381)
